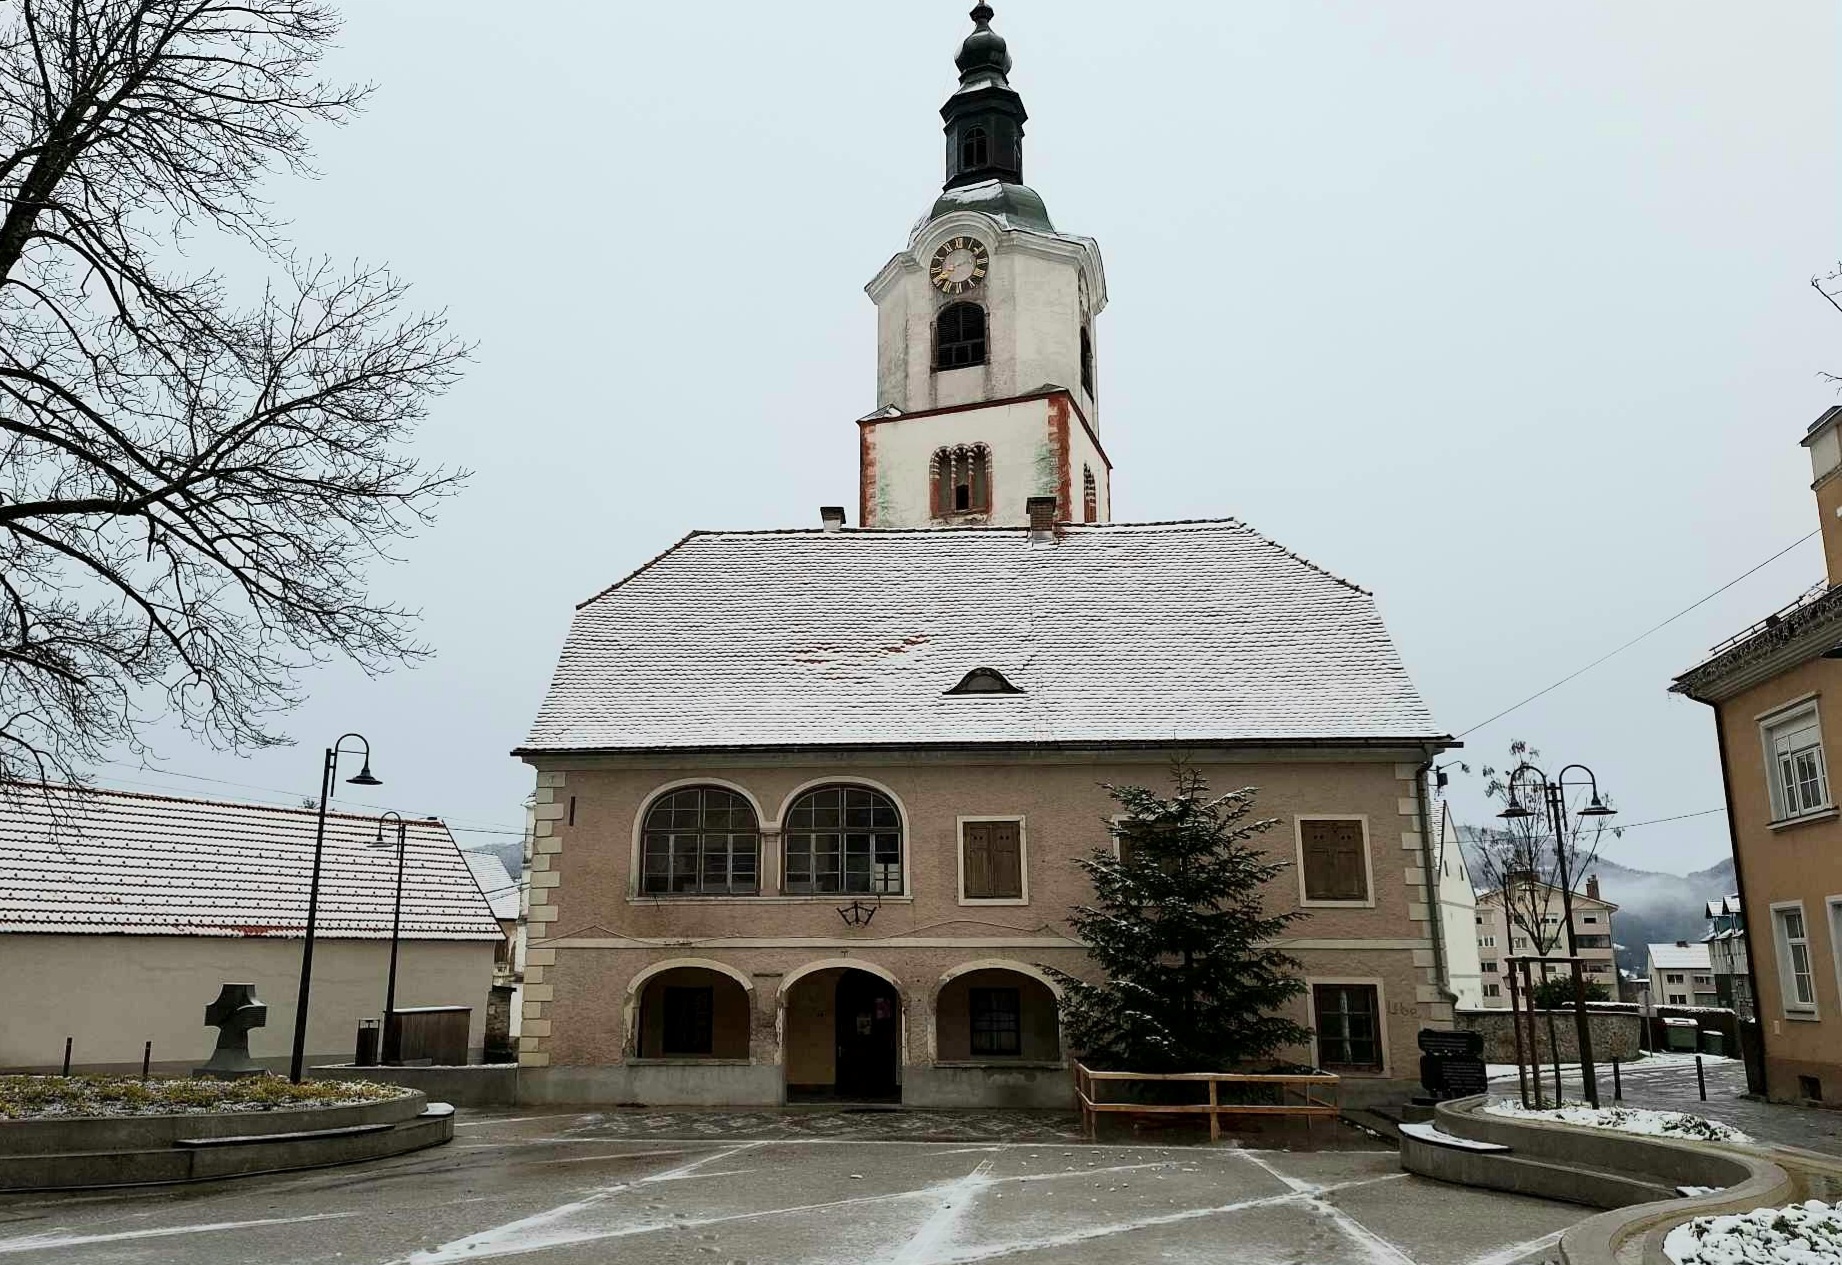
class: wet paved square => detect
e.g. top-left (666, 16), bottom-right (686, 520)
top-left (0, 1109), bottom-right (1590, 1264)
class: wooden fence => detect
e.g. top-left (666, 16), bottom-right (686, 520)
top-left (1074, 1063), bottom-right (1341, 1141)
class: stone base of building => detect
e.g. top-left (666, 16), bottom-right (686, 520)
top-left (1764, 1055), bottom-right (1842, 1107)
top-left (519, 1063), bottom-right (783, 1107)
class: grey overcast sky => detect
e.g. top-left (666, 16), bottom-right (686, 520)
top-left (100, 2), bottom-right (1839, 873)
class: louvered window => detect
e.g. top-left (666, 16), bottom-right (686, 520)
top-left (960, 126), bottom-right (990, 170)
top-left (1300, 819), bottom-right (1369, 902)
top-left (962, 820), bottom-right (1023, 900)
top-left (935, 302), bottom-right (987, 370)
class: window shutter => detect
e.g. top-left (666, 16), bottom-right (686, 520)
top-left (989, 821), bottom-right (1022, 899)
top-left (1302, 820), bottom-right (1367, 901)
top-left (963, 823), bottom-right (991, 899)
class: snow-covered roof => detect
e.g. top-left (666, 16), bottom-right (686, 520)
top-left (463, 851), bottom-right (520, 922)
top-left (520, 521), bottom-right (1449, 755)
top-left (0, 785), bottom-right (504, 940)
top-left (1706, 895), bottom-right (1741, 918)
top-left (1647, 942), bottom-right (1713, 971)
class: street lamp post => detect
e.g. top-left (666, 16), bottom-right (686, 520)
top-left (1500, 762), bottom-right (1616, 1108)
top-left (290, 734), bottom-right (382, 1084)
top-left (370, 811), bottom-right (408, 1065)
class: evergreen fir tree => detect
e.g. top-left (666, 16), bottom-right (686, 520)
top-left (1048, 767), bottom-right (1312, 1072)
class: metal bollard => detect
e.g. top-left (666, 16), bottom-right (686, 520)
top-left (61, 1036), bottom-right (72, 1076)
top-left (1613, 1058), bottom-right (1622, 1103)
top-left (1696, 1055), bottom-right (1707, 1102)
top-left (141, 1041), bottom-right (152, 1080)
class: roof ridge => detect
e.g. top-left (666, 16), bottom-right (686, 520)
top-left (2, 780), bottom-right (451, 831)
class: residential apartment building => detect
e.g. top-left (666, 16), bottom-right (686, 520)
top-left (511, 10), bottom-right (1458, 1109)
top-left (1704, 895), bottom-right (1752, 1019)
top-left (1647, 942), bottom-right (1719, 1008)
top-left (1472, 875), bottom-right (1618, 1006)
top-left (1672, 404), bottom-right (1842, 1105)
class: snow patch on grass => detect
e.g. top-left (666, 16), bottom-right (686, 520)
top-left (1665, 1199), bottom-right (1842, 1264)
top-left (0, 1075), bottom-right (408, 1120)
top-left (1481, 1099), bottom-right (1751, 1144)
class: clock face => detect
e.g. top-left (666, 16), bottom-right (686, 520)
top-left (929, 236), bottom-right (989, 295)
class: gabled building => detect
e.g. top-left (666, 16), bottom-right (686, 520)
top-left (1647, 942), bottom-right (1719, 1009)
top-left (1703, 894), bottom-right (1751, 1019)
top-left (0, 785), bottom-right (504, 1073)
top-left (514, 7), bottom-right (1456, 1109)
top-left (1672, 405), bottom-right (1842, 1103)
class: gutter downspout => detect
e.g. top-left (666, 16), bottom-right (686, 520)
top-left (1416, 751), bottom-right (1458, 1008)
top-left (1711, 701), bottom-right (1768, 1086)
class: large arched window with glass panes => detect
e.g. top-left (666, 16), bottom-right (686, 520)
top-left (640, 786), bottom-right (760, 895)
top-left (783, 785), bottom-right (903, 895)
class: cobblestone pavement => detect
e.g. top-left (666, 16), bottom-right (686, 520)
top-left (540, 1106), bottom-right (1088, 1143)
top-left (1492, 1054), bottom-right (1842, 1157)
top-left (0, 1112), bottom-right (1589, 1264)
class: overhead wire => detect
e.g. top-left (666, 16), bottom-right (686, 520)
top-left (1456, 529), bottom-right (1820, 738)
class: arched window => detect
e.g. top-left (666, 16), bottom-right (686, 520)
top-left (1082, 466), bottom-right (1097, 523)
top-left (960, 125), bottom-right (990, 171)
top-left (640, 787), bottom-right (760, 895)
top-left (783, 785), bottom-right (903, 895)
top-left (1080, 324), bottom-right (1095, 397)
top-left (931, 444), bottom-right (991, 516)
top-left (935, 302), bottom-right (987, 370)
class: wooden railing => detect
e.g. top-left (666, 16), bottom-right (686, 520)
top-left (1074, 1063), bottom-right (1341, 1142)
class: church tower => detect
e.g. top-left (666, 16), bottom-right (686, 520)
top-left (859, 5), bottom-right (1111, 530)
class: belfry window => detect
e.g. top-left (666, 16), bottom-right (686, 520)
top-left (960, 125), bottom-right (990, 172)
top-left (1080, 324), bottom-right (1095, 396)
top-left (1082, 466), bottom-right (1097, 523)
top-left (935, 302), bottom-right (987, 370)
top-left (932, 444), bottom-right (991, 517)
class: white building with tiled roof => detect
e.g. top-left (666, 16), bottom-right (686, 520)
top-left (0, 785), bottom-right (504, 1073)
top-left (511, 8), bottom-right (1456, 1109)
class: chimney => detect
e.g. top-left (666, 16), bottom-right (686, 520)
top-left (1586, 874), bottom-right (1600, 902)
top-left (819, 506), bottom-right (846, 533)
top-left (1801, 406), bottom-right (1842, 585)
top-left (1026, 495), bottom-right (1058, 540)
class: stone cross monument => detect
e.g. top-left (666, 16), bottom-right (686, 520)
top-left (194, 982), bottom-right (269, 1079)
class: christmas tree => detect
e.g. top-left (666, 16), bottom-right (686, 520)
top-left (1050, 767), bottom-right (1312, 1072)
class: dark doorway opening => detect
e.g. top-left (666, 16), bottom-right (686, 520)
top-left (833, 971), bottom-right (901, 1103)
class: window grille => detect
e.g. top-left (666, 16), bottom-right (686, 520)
top-left (969, 987), bottom-right (1022, 1056)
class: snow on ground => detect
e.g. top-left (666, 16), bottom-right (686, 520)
top-left (1486, 1052), bottom-right (1738, 1081)
top-left (1481, 1100), bottom-right (1751, 1144)
top-left (1664, 1199), bottom-right (1842, 1264)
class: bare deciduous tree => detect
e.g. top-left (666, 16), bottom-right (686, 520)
top-left (0, 0), bottom-right (467, 786)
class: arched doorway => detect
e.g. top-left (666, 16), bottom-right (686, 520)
top-left (782, 965), bottom-right (902, 1103)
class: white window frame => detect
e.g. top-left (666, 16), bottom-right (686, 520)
top-left (1292, 815), bottom-right (1375, 909)
top-left (1478, 935), bottom-right (1496, 949)
top-left (1667, 993), bottom-right (1688, 1006)
top-left (1760, 699), bottom-right (1834, 824)
top-left (1483, 983), bottom-right (1501, 998)
top-left (1828, 897), bottom-right (1842, 1023)
top-left (956, 815), bottom-right (1029, 906)
top-left (1772, 900), bottom-right (1819, 1017)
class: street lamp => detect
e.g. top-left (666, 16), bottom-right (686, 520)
top-left (1500, 761), bottom-right (1616, 1107)
top-left (370, 811), bottom-right (408, 1065)
top-left (290, 734), bottom-right (382, 1083)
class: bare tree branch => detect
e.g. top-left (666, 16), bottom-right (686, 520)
top-left (0, 0), bottom-right (469, 789)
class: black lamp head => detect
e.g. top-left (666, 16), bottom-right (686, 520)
top-left (346, 762), bottom-right (381, 788)
top-left (1497, 801), bottom-right (1533, 821)
top-left (1579, 795), bottom-right (1616, 818)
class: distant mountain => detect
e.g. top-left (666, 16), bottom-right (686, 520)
top-left (462, 837), bottom-right (524, 880)
top-left (1459, 829), bottom-right (1734, 974)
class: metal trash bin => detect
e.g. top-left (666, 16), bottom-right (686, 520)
top-left (355, 1018), bottom-right (381, 1067)
top-left (1701, 1030), bottom-right (1725, 1058)
top-left (1663, 1017), bottom-right (1698, 1052)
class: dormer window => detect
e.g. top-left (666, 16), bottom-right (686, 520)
top-left (932, 444), bottom-right (991, 517)
top-left (947, 667), bottom-right (1023, 696)
top-left (960, 125), bottom-right (990, 171)
top-left (935, 302), bottom-right (987, 370)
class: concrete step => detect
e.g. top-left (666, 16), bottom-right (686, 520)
top-left (175, 1122), bottom-right (394, 1148)
top-left (1401, 1121), bottom-right (1676, 1209)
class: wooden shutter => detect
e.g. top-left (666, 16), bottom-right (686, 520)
top-left (1302, 820), bottom-right (1367, 901)
top-left (963, 822), bottom-right (992, 899)
top-left (988, 821), bottom-right (1022, 899)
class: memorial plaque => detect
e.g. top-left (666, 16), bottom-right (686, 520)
top-left (1418, 1027), bottom-right (1488, 1101)
top-left (1417, 1028), bottom-right (1483, 1058)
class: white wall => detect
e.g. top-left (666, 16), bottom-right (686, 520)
top-left (0, 934), bottom-right (497, 1072)
top-left (865, 396), bottom-right (1060, 528)
top-left (1434, 813), bottom-right (1483, 1009)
